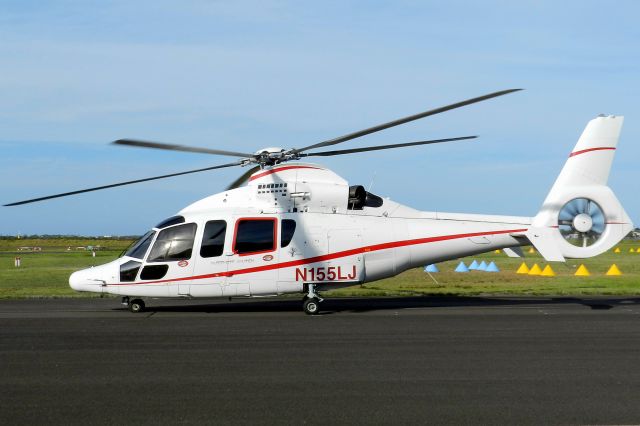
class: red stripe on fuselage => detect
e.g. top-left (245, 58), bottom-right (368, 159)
top-left (249, 166), bottom-right (321, 181)
top-left (108, 228), bottom-right (528, 286)
top-left (569, 147), bottom-right (616, 157)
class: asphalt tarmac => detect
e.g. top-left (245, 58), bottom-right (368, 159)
top-left (2, 296), bottom-right (640, 425)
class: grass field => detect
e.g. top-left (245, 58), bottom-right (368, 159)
top-left (330, 241), bottom-right (640, 297)
top-left (0, 238), bottom-right (639, 298)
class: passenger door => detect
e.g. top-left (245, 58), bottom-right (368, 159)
top-left (227, 217), bottom-right (279, 296)
top-left (190, 219), bottom-right (228, 298)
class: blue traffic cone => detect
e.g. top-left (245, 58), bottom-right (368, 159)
top-left (486, 261), bottom-right (500, 272)
top-left (468, 260), bottom-right (479, 270)
top-left (455, 261), bottom-right (469, 272)
top-left (424, 264), bottom-right (439, 273)
top-left (477, 261), bottom-right (488, 271)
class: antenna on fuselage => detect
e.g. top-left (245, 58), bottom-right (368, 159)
top-left (367, 172), bottom-right (378, 193)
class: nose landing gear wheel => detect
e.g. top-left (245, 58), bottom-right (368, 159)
top-left (303, 298), bottom-right (320, 315)
top-left (129, 299), bottom-right (145, 313)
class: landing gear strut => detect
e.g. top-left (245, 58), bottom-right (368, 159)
top-left (303, 284), bottom-right (323, 315)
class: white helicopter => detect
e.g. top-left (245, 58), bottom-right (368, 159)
top-left (5, 89), bottom-right (633, 314)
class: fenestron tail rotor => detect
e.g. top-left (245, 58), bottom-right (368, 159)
top-left (5, 88), bottom-right (521, 206)
top-left (558, 198), bottom-right (606, 247)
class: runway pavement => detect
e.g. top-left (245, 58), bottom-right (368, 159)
top-left (2, 296), bottom-right (640, 425)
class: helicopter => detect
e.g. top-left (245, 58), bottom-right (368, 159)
top-left (5, 89), bottom-right (633, 314)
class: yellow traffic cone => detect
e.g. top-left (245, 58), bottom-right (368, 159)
top-left (575, 264), bottom-right (590, 276)
top-left (541, 265), bottom-right (556, 277)
top-left (528, 247), bottom-right (535, 254)
top-left (630, 248), bottom-right (635, 253)
top-left (516, 262), bottom-right (530, 274)
top-left (528, 263), bottom-right (542, 275)
top-left (494, 250), bottom-right (501, 254)
top-left (614, 247), bottom-right (621, 253)
top-left (606, 264), bottom-right (622, 276)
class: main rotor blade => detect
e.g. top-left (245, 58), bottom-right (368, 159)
top-left (4, 161), bottom-right (243, 206)
top-left (301, 136), bottom-right (476, 157)
top-left (294, 89), bottom-right (522, 153)
top-left (113, 139), bottom-right (256, 158)
top-left (226, 165), bottom-right (261, 190)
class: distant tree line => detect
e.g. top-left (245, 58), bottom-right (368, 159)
top-left (0, 235), bottom-right (141, 240)
top-left (2, 228), bottom-right (639, 241)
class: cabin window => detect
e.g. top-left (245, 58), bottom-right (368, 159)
top-left (120, 260), bottom-right (141, 282)
top-left (200, 220), bottom-right (227, 258)
top-left (147, 223), bottom-right (197, 262)
top-left (281, 219), bottom-right (296, 248)
top-left (124, 231), bottom-right (155, 260)
top-left (155, 215), bottom-right (185, 229)
top-left (234, 218), bottom-right (276, 255)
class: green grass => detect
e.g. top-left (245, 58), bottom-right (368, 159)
top-left (0, 238), bottom-right (639, 298)
top-left (328, 241), bottom-right (640, 297)
top-left (0, 237), bottom-right (133, 297)
top-left (0, 251), bottom-right (123, 297)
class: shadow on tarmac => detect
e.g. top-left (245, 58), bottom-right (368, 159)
top-left (127, 295), bottom-right (640, 314)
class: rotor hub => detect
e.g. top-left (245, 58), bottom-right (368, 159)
top-left (253, 147), bottom-right (291, 166)
top-left (572, 213), bottom-right (593, 233)
top-left (254, 147), bottom-right (286, 156)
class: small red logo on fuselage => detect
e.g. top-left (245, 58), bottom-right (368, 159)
top-left (178, 260), bottom-right (189, 267)
top-left (262, 255), bottom-right (274, 261)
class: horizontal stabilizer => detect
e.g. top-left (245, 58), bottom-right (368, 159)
top-left (525, 228), bottom-right (566, 262)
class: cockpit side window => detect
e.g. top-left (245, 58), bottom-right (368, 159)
top-left (124, 231), bottom-right (156, 259)
top-left (120, 260), bottom-right (142, 282)
top-left (200, 220), bottom-right (227, 258)
top-left (148, 223), bottom-right (197, 262)
top-left (281, 219), bottom-right (296, 248)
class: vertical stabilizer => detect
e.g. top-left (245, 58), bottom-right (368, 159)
top-left (526, 115), bottom-right (633, 260)
top-left (550, 114), bottom-right (622, 189)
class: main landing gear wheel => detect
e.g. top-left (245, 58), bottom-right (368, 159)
top-left (129, 298), bottom-right (145, 313)
top-left (303, 298), bottom-right (320, 315)
top-left (303, 284), bottom-right (323, 315)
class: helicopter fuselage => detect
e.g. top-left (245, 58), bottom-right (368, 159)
top-left (69, 163), bottom-right (531, 299)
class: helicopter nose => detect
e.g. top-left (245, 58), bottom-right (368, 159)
top-left (69, 261), bottom-right (120, 292)
top-left (69, 269), bottom-right (93, 292)
top-left (69, 268), bottom-right (105, 292)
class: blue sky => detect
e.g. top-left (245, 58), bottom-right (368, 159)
top-left (1, 0), bottom-right (639, 236)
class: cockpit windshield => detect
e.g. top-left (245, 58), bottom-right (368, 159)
top-left (155, 215), bottom-right (185, 229)
top-left (148, 223), bottom-right (197, 262)
top-left (123, 230), bottom-right (156, 259)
